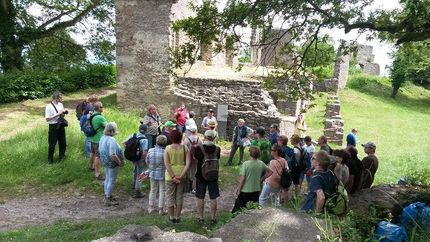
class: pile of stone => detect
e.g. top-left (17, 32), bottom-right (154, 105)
top-left (174, 77), bottom-right (281, 139)
top-left (323, 95), bottom-right (344, 145)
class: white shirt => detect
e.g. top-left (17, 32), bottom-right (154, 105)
top-left (305, 144), bottom-right (315, 155)
top-left (45, 102), bottom-right (64, 124)
top-left (201, 116), bottom-right (217, 128)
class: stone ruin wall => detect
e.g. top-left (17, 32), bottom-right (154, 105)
top-left (324, 95), bottom-right (344, 145)
top-left (116, 0), bottom-right (194, 116)
top-left (173, 77), bottom-right (281, 139)
top-left (357, 45), bottom-right (380, 76)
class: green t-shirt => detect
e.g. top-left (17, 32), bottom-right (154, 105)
top-left (240, 159), bottom-right (269, 193)
top-left (250, 138), bottom-right (272, 164)
top-left (89, 112), bottom-right (107, 143)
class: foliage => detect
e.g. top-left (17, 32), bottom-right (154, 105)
top-left (25, 31), bottom-right (87, 72)
top-left (0, 0), bottom-right (114, 72)
top-left (390, 41), bottom-right (430, 97)
top-left (299, 37), bottom-right (336, 79)
top-left (172, 0), bottom-right (430, 100)
top-left (0, 64), bottom-right (116, 104)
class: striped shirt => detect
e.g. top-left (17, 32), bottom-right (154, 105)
top-left (146, 145), bottom-right (165, 181)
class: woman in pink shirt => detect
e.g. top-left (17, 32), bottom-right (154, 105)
top-left (259, 143), bottom-right (290, 207)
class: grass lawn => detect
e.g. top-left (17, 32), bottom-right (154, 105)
top-left (340, 74), bottom-right (430, 184)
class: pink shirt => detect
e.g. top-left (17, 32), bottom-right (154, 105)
top-left (265, 158), bottom-right (287, 189)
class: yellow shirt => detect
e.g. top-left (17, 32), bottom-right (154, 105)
top-left (165, 144), bottom-right (187, 181)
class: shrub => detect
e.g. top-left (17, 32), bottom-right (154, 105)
top-left (0, 64), bottom-right (116, 104)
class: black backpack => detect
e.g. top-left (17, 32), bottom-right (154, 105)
top-left (295, 146), bottom-right (311, 172)
top-left (277, 159), bottom-right (292, 189)
top-left (201, 146), bottom-right (220, 181)
top-left (75, 100), bottom-right (88, 120)
top-left (124, 134), bottom-right (145, 161)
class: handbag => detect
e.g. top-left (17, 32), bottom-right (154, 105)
top-left (51, 103), bottom-right (68, 129)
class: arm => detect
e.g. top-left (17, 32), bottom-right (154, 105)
top-left (178, 147), bottom-right (191, 179)
top-left (315, 189), bottom-right (326, 213)
top-left (236, 176), bottom-right (245, 195)
top-left (261, 167), bottom-right (273, 183)
top-left (111, 154), bottom-right (123, 166)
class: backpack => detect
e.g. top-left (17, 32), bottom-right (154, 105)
top-left (200, 146), bottom-right (220, 181)
top-left (295, 146), bottom-right (311, 172)
top-left (276, 159), bottom-right (292, 189)
top-left (82, 113), bottom-right (101, 137)
top-left (124, 134), bottom-right (145, 161)
top-left (187, 137), bottom-right (199, 164)
top-left (316, 171), bottom-right (349, 216)
top-left (75, 100), bottom-right (88, 120)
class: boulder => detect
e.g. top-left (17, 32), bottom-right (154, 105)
top-left (93, 224), bottom-right (221, 242)
top-left (212, 207), bottom-right (323, 242)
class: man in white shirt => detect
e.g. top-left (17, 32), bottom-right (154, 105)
top-left (201, 109), bottom-right (217, 130)
top-left (45, 91), bottom-right (68, 163)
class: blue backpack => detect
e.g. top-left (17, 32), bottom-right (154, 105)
top-left (294, 146), bottom-right (312, 172)
top-left (81, 113), bottom-right (101, 137)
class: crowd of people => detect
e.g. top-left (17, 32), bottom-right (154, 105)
top-left (45, 91), bottom-right (379, 223)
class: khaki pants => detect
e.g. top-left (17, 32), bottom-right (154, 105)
top-left (165, 180), bottom-right (185, 207)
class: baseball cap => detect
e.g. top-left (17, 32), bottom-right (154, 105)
top-left (204, 130), bottom-right (216, 138)
top-left (186, 124), bottom-right (198, 133)
top-left (208, 120), bottom-right (217, 127)
top-left (208, 108), bottom-right (214, 113)
top-left (139, 124), bottom-right (147, 134)
top-left (164, 120), bottom-right (176, 127)
top-left (361, 142), bottom-right (376, 149)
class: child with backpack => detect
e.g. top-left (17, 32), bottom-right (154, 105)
top-left (194, 130), bottom-right (221, 225)
top-left (123, 124), bottom-right (149, 198)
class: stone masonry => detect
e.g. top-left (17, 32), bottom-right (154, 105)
top-left (251, 28), bottom-right (293, 67)
top-left (173, 77), bottom-right (281, 139)
top-left (357, 44), bottom-right (380, 76)
top-left (116, 0), bottom-right (193, 116)
top-left (324, 95), bottom-right (344, 145)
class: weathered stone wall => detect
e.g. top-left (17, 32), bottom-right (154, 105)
top-left (323, 95), bottom-right (344, 145)
top-left (251, 28), bottom-right (293, 67)
top-left (357, 44), bottom-right (380, 76)
top-left (174, 77), bottom-right (281, 139)
top-left (333, 47), bottom-right (350, 89)
top-left (116, 0), bottom-right (194, 115)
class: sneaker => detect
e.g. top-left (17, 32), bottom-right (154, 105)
top-left (96, 175), bottom-right (105, 181)
top-left (169, 217), bottom-right (176, 223)
top-left (133, 191), bottom-right (145, 198)
top-left (210, 219), bottom-right (217, 225)
top-left (174, 218), bottom-right (181, 224)
top-left (159, 208), bottom-right (167, 215)
top-left (191, 189), bottom-right (196, 194)
top-left (148, 207), bottom-right (154, 214)
top-left (104, 196), bottom-right (119, 206)
top-left (196, 218), bottom-right (204, 225)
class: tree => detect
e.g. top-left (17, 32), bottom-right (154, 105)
top-left (25, 31), bottom-right (87, 71)
top-left (390, 41), bottom-right (430, 97)
top-left (172, 0), bottom-right (430, 99)
top-left (0, 0), bottom-right (114, 73)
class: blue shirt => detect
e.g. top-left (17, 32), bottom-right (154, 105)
top-left (146, 145), bottom-right (166, 180)
top-left (268, 132), bottom-right (279, 145)
top-left (346, 133), bottom-right (357, 147)
top-left (301, 170), bottom-right (336, 212)
top-left (99, 135), bottom-right (123, 168)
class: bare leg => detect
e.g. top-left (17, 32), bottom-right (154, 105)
top-left (282, 190), bottom-right (289, 207)
top-left (168, 206), bottom-right (175, 219)
top-left (94, 156), bottom-right (101, 177)
top-left (175, 204), bottom-right (183, 219)
top-left (210, 199), bottom-right (217, 220)
top-left (196, 198), bottom-right (204, 219)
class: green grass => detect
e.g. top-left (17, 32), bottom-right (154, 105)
top-left (341, 74), bottom-right (430, 184)
top-left (0, 212), bottom-right (233, 242)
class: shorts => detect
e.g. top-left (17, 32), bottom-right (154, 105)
top-left (195, 178), bottom-right (220, 200)
top-left (290, 165), bottom-right (301, 185)
top-left (165, 180), bottom-right (185, 207)
top-left (90, 142), bottom-right (100, 157)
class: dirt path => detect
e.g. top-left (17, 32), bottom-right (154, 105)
top-left (0, 186), bottom-right (237, 232)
